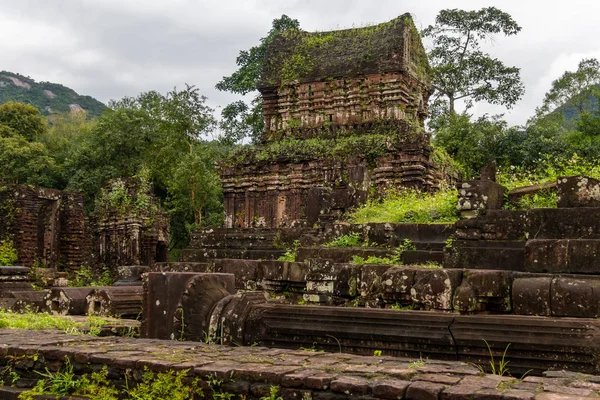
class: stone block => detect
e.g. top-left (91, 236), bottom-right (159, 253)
top-left (557, 175), bottom-right (600, 208)
top-left (44, 287), bottom-right (93, 315)
top-left (114, 265), bottom-right (149, 286)
top-left (457, 180), bottom-right (507, 218)
top-left (411, 269), bottom-right (463, 310)
top-left (214, 259), bottom-right (259, 289)
top-left (86, 286), bottom-right (142, 318)
top-left (525, 239), bottom-right (600, 274)
top-left (512, 277), bottom-right (552, 316)
top-left (454, 270), bottom-right (513, 313)
top-left (140, 272), bottom-right (235, 340)
top-left (406, 381), bottom-right (445, 400)
top-left (551, 277), bottom-right (600, 318)
top-left (372, 378), bottom-right (410, 399)
top-left (381, 267), bottom-right (416, 303)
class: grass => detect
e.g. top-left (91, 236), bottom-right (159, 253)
top-left (0, 310), bottom-right (108, 334)
top-left (349, 189), bottom-right (459, 224)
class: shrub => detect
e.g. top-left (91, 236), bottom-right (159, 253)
top-left (349, 189), bottom-right (459, 224)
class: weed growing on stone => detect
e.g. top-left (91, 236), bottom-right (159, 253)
top-left (503, 189), bottom-right (557, 210)
top-left (206, 373), bottom-right (234, 399)
top-left (408, 355), bottom-right (427, 369)
top-left (324, 232), bottom-right (362, 247)
top-left (373, 350), bottom-right (383, 356)
top-left (472, 339), bottom-right (511, 376)
top-left (349, 189), bottom-right (459, 224)
top-left (351, 255), bottom-right (397, 265)
top-left (390, 303), bottom-right (417, 311)
top-left (125, 367), bottom-right (203, 400)
top-left (260, 385), bottom-right (283, 400)
top-left (0, 364), bottom-right (20, 386)
top-left (278, 240), bottom-right (300, 262)
top-left (69, 265), bottom-right (114, 287)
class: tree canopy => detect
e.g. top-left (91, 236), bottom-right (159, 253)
top-left (216, 15), bottom-right (300, 144)
top-left (422, 7), bottom-right (525, 117)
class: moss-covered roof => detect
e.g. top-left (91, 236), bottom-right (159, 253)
top-left (258, 13), bottom-right (430, 88)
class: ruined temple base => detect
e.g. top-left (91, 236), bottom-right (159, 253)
top-left (1, 330), bottom-right (599, 399)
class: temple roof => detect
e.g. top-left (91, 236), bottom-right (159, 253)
top-left (258, 13), bottom-right (429, 89)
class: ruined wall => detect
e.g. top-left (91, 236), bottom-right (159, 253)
top-left (92, 178), bottom-right (169, 269)
top-left (0, 185), bottom-right (90, 270)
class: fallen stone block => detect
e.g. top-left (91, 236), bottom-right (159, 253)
top-left (557, 175), bottom-right (600, 208)
top-left (113, 265), bottom-right (149, 286)
top-left (8, 290), bottom-right (49, 313)
top-left (86, 286), bottom-right (143, 318)
top-left (44, 287), bottom-right (94, 315)
top-left (141, 272), bottom-right (235, 340)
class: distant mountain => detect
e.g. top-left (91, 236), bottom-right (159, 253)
top-left (0, 71), bottom-right (107, 118)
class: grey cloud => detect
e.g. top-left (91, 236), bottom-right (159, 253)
top-left (2, 0), bottom-right (600, 126)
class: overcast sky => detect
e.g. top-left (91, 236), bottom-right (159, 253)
top-left (2, 0), bottom-right (600, 126)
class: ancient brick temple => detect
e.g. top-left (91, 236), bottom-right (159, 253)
top-left (92, 178), bottom-right (169, 268)
top-left (220, 14), bottom-right (446, 229)
top-left (0, 178), bottom-right (169, 272)
top-left (0, 185), bottom-right (90, 270)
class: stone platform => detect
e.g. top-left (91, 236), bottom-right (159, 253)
top-left (1, 330), bottom-right (600, 399)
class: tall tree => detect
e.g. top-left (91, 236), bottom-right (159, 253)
top-left (216, 15), bottom-right (300, 143)
top-left (422, 7), bottom-right (525, 116)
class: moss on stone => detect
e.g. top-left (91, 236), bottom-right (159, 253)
top-left (259, 13), bottom-right (430, 87)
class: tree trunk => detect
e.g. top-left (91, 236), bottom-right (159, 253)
top-left (449, 96), bottom-right (456, 115)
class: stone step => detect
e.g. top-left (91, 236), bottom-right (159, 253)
top-left (451, 314), bottom-right (600, 375)
top-left (243, 303), bottom-right (600, 375)
top-left (180, 248), bottom-right (285, 262)
top-left (445, 245), bottom-right (525, 271)
top-left (525, 239), bottom-right (600, 274)
top-left (402, 249), bottom-right (444, 265)
top-left (357, 223), bottom-right (453, 245)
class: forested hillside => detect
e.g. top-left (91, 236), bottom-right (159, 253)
top-left (0, 71), bottom-right (107, 118)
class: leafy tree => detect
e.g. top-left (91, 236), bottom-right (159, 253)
top-left (0, 135), bottom-right (57, 186)
top-left (0, 101), bottom-right (58, 186)
top-left (216, 15), bottom-right (300, 143)
top-left (65, 86), bottom-right (223, 248)
top-left (0, 101), bottom-right (48, 141)
top-left (433, 113), bottom-right (507, 177)
top-left (422, 7), bottom-right (524, 117)
top-left (537, 58), bottom-right (600, 118)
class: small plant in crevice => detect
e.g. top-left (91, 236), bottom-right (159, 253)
top-left (278, 240), bottom-right (300, 262)
top-left (206, 373), bottom-right (234, 400)
top-left (408, 354), bottom-right (428, 369)
top-left (324, 232), bottom-right (362, 248)
top-left (260, 385), bottom-right (283, 400)
top-left (470, 339), bottom-right (511, 376)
